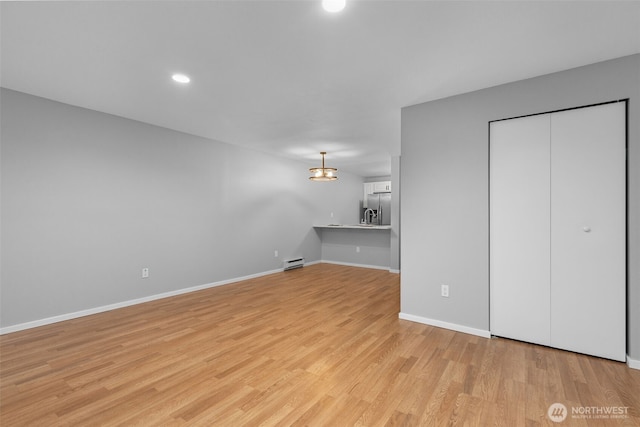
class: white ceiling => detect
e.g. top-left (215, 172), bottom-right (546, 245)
top-left (2, 1), bottom-right (639, 177)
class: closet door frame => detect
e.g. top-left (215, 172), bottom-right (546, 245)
top-left (489, 100), bottom-right (628, 361)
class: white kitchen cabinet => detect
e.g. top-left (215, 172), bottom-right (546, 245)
top-left (373, 181), bottom-right (391, 193)
top-left (364, 181), bottom-right (391, 195)
top-left (363, 183), bottom-right (374, 201)
top-left (490, 102), bottom-right (626, 361)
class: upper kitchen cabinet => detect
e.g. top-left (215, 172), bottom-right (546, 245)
top-left (364, 181), bottom-right (392, 199)
top-left (373, 181), bottom-right (391, 193)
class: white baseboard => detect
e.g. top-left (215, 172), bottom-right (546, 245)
top-left (389, 269), bottom-right (400, 274)
top-left (0, 262), bottom-right (390, 335)
top-left (0, 267), bottom-right (284, 335)
top-left (398, 314), bottom-right (639, 370)
top-left (627, 355), bottom-right (640, 370)
top-left (398, 312), bottom-right (491, 338)
top-left (321, 259), bottom-right (393, 272)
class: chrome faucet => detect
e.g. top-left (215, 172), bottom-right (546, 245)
top-left (363, 208), bottom-right (377, 225)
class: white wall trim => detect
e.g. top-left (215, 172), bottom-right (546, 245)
top-left (398, 312), bottom-right (491, 338)
top-left (389, 269), bottom-right (400, 274)
top-left (0, 267), bottom-right (284, 335)
top-left (627, 355), bottom-right (640, 370)
top-left (321, 259), bottom-right (392, 272)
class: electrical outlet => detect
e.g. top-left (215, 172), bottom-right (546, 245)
top-left (142, 268), bottom-right (149, 279)
top-left (274, 250), bottom-right (278, 257)
top-left (441, 284), bottom-right (449, 298)
top-left (330, 212), bottom-right (334, 218)
top-left (356, 246), bottom-right (360, 253)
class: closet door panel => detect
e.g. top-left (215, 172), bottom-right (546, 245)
top-left (550, 102), bottom-right (626, 361)
top-left (490, 114), bottom-right (551, 346)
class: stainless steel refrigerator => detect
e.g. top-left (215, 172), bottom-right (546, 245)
top-left (363, 193), bottom-right (391, 225)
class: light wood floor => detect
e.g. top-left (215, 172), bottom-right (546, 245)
top-left (1, 264), bottom-right (638, 426)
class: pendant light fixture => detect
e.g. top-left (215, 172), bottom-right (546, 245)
top-left (309, 152), bottom-right (338, 181)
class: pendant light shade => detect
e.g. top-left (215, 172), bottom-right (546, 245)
top-left (309, 151), bottom-right (338, 181)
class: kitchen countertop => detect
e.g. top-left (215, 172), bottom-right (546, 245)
top-left (313, 224), bottom-right (391, 230)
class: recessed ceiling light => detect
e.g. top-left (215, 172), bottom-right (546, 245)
top-left (171, 73), bottom-right (190, 84)
top-left (322, 0), bottom-right (346, 13)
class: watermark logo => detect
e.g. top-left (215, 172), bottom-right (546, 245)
top-left (547, 403), bottom-right (629, 422)
top-left (548, 403), bottom-right (568, 423)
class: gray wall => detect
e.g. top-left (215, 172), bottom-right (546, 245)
top-left (400, 55), bottom-right (640, 360)
top-left (0, 89), bottom-right (363, 329)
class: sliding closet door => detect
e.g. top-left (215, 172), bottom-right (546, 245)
top-left (550, 102), bottom-right (626, 361)
top-left (490, 114), bottom-right (551, 346)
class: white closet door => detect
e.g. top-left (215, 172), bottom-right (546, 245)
top-left (490, 114), bottom-right (551, 346)
top-left (550, 102), bottom-right (626, 361)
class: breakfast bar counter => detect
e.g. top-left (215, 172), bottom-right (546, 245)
top-left (313, 224), bottom-right (391, 269)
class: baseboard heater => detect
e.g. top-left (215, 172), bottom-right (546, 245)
top-left (283, 257), bottom-right (305, 271)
